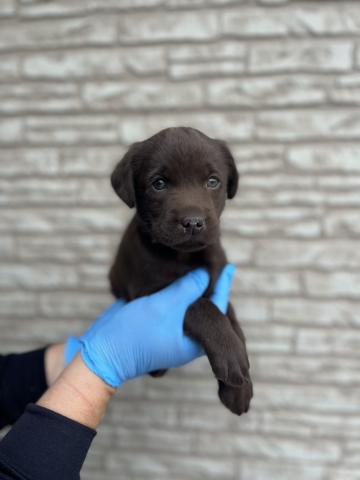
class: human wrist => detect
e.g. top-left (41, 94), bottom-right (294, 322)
top-left (45, 343), bottom-right (66, 386)
top-left (80, 341), bottom-right (123, 389)
top-left (38, 354), bottom-right (115, 429)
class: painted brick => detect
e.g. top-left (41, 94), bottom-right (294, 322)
top-left (60, 146), bottom-right (122, 175)
top-left (288, 144), bottom-right (360, 171)
top-left (0, 292), bottom-right (37, 317)
top-left (0, 0), bottom-right (15, 15)
top-left (0, 17), bottom-right (117, 50)
top-left (0, 178), bottom-right (115, 206)
top-left (222, 9), bottom-right (289, 37)
top-left (0, 118), bottom-right (23, 144)
top-left (222, 206), bottom-right (322, 238)
top-left (169, 60), bottom-right (246, 79)
top-left (118, 112), bottom-right (254, 143)
top-left (82, 81), bottom-right (204, 110)
top-left (169, 41), bottom-right (247, 61)
top-left (0, 149), bottom-right (59, 176)
top-left (0, 208), bottom-right (125, 233)
top-left (254, 383), bottom-right (360, 414)
top-left (234, 435), bottom-right (341, 462)
top-left (118, 11), bottom-right (218, 43)
top-left (245, 324), bottom-right (295, 353)
top-left (24, 115), bottom-right (121, 145)
top-left (329, 468), bottom-right (360, 480)
top-left (231, 297), bottom-right (270, 323)
top-left (15, 234), bottom-right (119, 263)
top-left (0, 83), bottom-right (81, 113)
top-left (115, 426), bottom-right (195, 454)
top-left (222, 6), bottom-right (360, 38)
top-left (356, 45), bottom-right (360, 68)
top-left (233, 145), bottom-right (284, 173)
top-left (207, 76), bottom-right (328, 107)
top-left (110, 401), bottom-right (178, 429)
top-left (291, 5), bottom-right (360, 35)
top-left (330, 73), bottom-right (360, 105)
top-left (22, 50), bottom-right (125, 79)
top-left (256, 240), bottom-right (360, 270)
top-left (107, 452), bottom-right (234, 479)
top-left (0, 55), bottom-right (19, 80)
top-left (305, 271), bottom-right (360, 299)
top-left (260, 410), bottom-right (360, 439)
top-left (0, 237), bottom-right (14, 259)
top-left (296, 328), bottom-right (360, 358)
top-left (250, 41), bottom-right (353, 73)
top-left (168, 42), bottom-right (246, 78)
top-left (0, 264), bottom-right (79, 290)
top-left (273, 298), bottom-right (360, 327)
top-left (234, 269), bottom-right (301, 296)
top-left (256, 110), bottom-right (360, 141)
top-left (23, 47), bottom-right (165, 79)
top-left (325, 211), bottom-right (360, 237)
top-left (19, 0), bottom-right (165, 17)
top-left (21, 112), bottom-right (251, 145)
top-left (167, 0), bottom-right (247, 6)
top-left (1, 2), bottom-right (360, 478)
top-left (39, 291), bottom-right (112, 319)
top-left (221, 236), bottom-right (254, 264)
top-left (253, 355), bottom-right (360, 386)
top-left (239, 460), bottom-right (325, 480)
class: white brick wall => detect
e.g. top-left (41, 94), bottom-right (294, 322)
top-left (1, 1), bottom-right (360, 478)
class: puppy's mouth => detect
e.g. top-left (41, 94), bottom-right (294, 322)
top-left (174, 237), bottom-right (208, 252)
top-left (151, 225), bottom-right (219, 252)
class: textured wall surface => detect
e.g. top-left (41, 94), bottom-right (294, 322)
top-left (1, 0), bottom-right (360, 479)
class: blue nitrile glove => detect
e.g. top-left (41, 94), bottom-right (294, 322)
top-left (64, 300), bottom-right (126, 364)
top-left (78, 265), bottom-right (235, 388)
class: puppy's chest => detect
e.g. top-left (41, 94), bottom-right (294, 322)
top-left (126, 249), bottom-right (226, 301)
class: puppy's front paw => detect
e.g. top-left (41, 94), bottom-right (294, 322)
top-left (218, 376), bottom-right (253, 416)
top-left (207, 335), bottom-right (250, 387)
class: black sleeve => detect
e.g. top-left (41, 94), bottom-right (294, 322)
top-left (0, 349), bottom-right (48, 429)
top-left (0, 404), bottom-right (96, 480)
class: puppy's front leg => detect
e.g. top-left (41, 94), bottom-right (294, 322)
top-left (184, 298), bottom-right (252, 415)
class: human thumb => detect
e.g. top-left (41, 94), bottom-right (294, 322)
top-left (155, 268), bottom-right (210, 307)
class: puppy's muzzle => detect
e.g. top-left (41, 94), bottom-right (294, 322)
top-left (180, 215), bottom-right (206, 235)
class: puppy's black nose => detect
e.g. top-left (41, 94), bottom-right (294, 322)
top-left (181, 216), bottom-right (206, 234)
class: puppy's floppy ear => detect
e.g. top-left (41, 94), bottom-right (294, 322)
top-left (111, 143), bottom-right (140, 208)
top-left (216, 140), bottom-right (239, 199)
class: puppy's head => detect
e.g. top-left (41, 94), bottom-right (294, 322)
top-left (111, 127), bottom-right (238, 252)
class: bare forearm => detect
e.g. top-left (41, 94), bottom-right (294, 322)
top-left (38, 354), bottom-right (115, 429)
top-left (44, 343), bottom-right (65, 386)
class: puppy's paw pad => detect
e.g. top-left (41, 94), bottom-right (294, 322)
top-left (218, 380), bottom-right (253, 416)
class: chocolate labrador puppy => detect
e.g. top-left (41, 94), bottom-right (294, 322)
top-left (109, 127), bottom-right (253, 415)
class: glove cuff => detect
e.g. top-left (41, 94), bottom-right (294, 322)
top-left (80, 343), bottom-right (121, 389)
top-left (64, 336), bottom-right (81, 365)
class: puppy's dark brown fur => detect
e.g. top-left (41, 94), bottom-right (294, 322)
top-left (109, 127), bottom-right (253, 415)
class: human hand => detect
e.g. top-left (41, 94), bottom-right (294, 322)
top-left (78, 265), bottom-right (235, 388)
top-left (64, 299), bottom-right (127, 364)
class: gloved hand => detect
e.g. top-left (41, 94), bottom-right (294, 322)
top-left (64, 300), bottom-right (126, 365)
top-left (74, 265), bottom-right (235, 388)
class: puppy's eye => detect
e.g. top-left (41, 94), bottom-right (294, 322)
top-left (152, 178), bottom-right (167, 191)
top-left (207, 176), bottom-right (221, 189)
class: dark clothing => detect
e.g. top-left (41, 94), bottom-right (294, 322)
top-left (0, 349), bottom-right (47, 429)
top-left (0, 349), bottom-right (96, 479)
